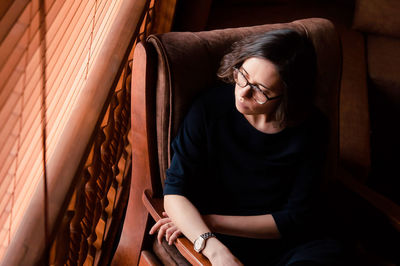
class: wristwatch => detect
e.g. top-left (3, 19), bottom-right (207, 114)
top-left (193, 232), bottom-right (216, 253)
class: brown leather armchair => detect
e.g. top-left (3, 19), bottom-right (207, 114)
top-left (116, 18), bottom-right (343, 265)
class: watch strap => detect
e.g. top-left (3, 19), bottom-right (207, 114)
top-left (200, 232), bottom-right (216, 240)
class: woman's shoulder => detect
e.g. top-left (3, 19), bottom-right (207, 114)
top-left (291, 106), bottom-right (328, 129)
top-left (300, 106), bottom-right (330, 146)
top-left (285, 107), bottom-right (329, 144)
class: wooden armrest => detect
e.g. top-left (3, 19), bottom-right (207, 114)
top-left (337, 168), bottom-right (400, 232)
top-left (142, 190), bottom-right (212, 266)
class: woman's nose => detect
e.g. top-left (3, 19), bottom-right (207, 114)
top-left (237, 84), bottom-right (252, 98)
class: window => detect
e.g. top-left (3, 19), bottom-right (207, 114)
top-left (0, 0), bottom-right (127, 261)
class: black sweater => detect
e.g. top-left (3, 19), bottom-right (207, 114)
top-left (164, 84), bottom-right (328, 240)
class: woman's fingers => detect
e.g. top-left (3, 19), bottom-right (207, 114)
top-left (149, 212), bottom-right (170, 234)
top-left (168, 229), bottom-right (182, 245)
top-left (149, 217), bottom-right (171, 235)
top-left (165, 225), bottom-right (177, 240)
top-left (155, 223), bottom-right (182, 245)
top-left (149, 224), bottom-right (157, 235)
top-left (157, 224), bottom-right (167, 244)
top-left (149, 214), bottom-right (180, 245)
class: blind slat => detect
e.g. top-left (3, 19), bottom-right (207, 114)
top-left (0, 0), bottom-right (58, 89)
top-left (0, 1), bottom-right (91, 165)
top-left (0, 0), bottom-right (98, 214)
top-left (0, 0), bottom-right (106, 191)
top-left (0, 0), bottom-right (74, 110)
top-left (0, 0), bottom-right (15, 21)
top-left (45, 0), bottom-right (115, 149)
top-left (0, 0), bottom-right (30, 43)
top-left (0, 77), bottom-right (40, 168)
top-left (0, 184), bottom-right (13, 221)
top-left (0, 149), bottom-right (15, 186)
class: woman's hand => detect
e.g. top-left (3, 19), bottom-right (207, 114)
top-left (149, 212), bottom-right (182, 245)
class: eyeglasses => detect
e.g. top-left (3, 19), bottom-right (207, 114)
top-left (233, 67), bottom-right (282, 104)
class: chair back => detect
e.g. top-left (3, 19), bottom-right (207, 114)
top-left (135, 18), bottom-right (341, 195)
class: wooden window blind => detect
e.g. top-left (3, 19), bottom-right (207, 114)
top-left (0, 0), bottom-right (125, 261)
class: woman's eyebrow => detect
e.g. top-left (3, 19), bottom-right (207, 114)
top-left (241, 66), bottom-right (272, 91)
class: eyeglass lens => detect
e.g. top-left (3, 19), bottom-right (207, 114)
top-left (234, 69), bottom-right (268, 104)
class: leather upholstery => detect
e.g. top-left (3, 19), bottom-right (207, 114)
top-left (353, 0), bottom-right (400, 38)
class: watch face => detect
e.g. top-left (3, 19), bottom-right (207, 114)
top-left (194, 237), bottom-right (204, 252)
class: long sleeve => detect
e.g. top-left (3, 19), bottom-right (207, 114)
top-left (164, 98), bottom-right (207, 197)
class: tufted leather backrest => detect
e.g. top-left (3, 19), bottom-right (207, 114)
top-left (143, 18), bottom-right (341, 188)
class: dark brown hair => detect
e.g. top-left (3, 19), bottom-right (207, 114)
top-left (217, 28), bottom-right (317, 126)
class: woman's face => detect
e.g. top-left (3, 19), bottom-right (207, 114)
top-left (234, 57), bottom-right (284, 117)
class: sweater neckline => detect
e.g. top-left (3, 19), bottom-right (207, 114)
top-left (234, 108), bottom-right (290, 137)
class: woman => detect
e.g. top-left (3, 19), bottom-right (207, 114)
top-left (150, 29), bottom-right (344, 265)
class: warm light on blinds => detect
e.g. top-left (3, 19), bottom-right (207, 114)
top-left (0, 0), bottom-right (124, 260)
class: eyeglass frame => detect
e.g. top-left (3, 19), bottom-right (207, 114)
top-left (232, 67), bottom-right (282, 104)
